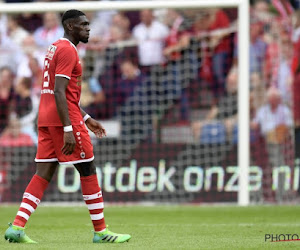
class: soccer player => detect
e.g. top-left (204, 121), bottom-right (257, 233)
top-left (4, 9), bottom-right (131, 244)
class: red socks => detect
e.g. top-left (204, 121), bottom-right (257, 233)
top-left (13, 174), bottom-right (49, 227)
top-left (80, 174), bottom-right (106, 232)
top-left (13, 173), bottom-right (105, 232)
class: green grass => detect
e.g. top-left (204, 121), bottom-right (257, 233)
top-left (1, 205), bottom-right (300, 249)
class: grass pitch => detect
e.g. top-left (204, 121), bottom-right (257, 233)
top-left (0, 205), bottom-right (300, 249)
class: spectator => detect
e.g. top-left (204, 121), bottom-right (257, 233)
top-left (81, 7), bottom-right (117, 51)
top-left (163, 9), bottom-right (191, 61)
top-left (16, 35), bottom-right (43, 95)
top-left (85, 11), bottom-right (110, 51)
top-left (0, 14), bottom-right (6, 41)
top-left (264, 26), bottom-right (291, 87)
top-left (193, 11), bottom-right (216, 86)
top-left (292, 9), bottom-right (300, 50)
top-left (193, 9), bottom-right (233, 101)
top-left (86, 12), bottom-right (132, 80)
top-left (115, 60), bottom-right (154, 144)
top-left (276, 35), bottom-right (293, 105)
top-left (6, 14), bottom-right (29, 47)
top-left (292, 10), bottom-right (300, 158)
top-left (14, 77), bottom-right (39, 144)
top-left (162, 9), bottom-right (194, 122)
top-left (250, 72), bottom-right (266, 112)
top-left (253, 0), bottom-right (270, 15)
top-left (33, 12), bottom-right (64, 49)
top-left (191, 66), bottom-right (238, 141)
top-left (0, 67), bottom-right (15, 134)
top-left (114, 59), bottom-right (145, 113)
top-left (291, 9), bottom-right (300, 77)
top-left (251, 0), bottom-right (274, 30)
top-left (111, 12), bottom-right (131, 40)
top-left (92, 5), bottom-right (117, 29)
top-left (291, 0), bottom-right (300, 9)
top-left (27, 54), bottom-right (43, 94)
top-left (17, 13), bottom-right (43, 33)
top-left (251, 86), bottom-right (293, 156)
top-left (0, 16), bottom-right (23, 71)
top-left (271, 0), bottom-right (294, 20)
top-left (132, 9), bottom-right (169, 70)
top-left (0, 115), bottom-right (34, 147)
top-left (106, 25), bottom-right (127, 44)
top-left (80, 58), bottom-right (106, 119)
top-left (204, 9), bottom-right (232, 99)
top-left (251, 86), bottom-right (293, 202)
top-left (250, 18), bottom-right (268, 74)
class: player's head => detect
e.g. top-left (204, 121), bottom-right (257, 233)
top-left (61, 9), bottom-right (90, 43)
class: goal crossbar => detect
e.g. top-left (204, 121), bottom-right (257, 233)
top-left (0, 1), bottom-right (244, 13)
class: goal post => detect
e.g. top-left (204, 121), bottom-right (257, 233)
top-left (237, 0), bottom-right (250, 206)
top-left (0, 1), bottom-right (250, 205)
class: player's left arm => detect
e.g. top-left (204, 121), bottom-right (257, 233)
top-left (80, 108), bottom-right (106, 138)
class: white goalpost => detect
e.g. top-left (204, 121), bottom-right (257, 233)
top-left (0, 0), bottom-right (250, 206)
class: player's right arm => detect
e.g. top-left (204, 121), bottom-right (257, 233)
top-left (54, 76), bottom-right (76, 155)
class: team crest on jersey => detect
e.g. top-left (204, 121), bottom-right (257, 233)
top-left (46, 45), bottom-right (57, 60)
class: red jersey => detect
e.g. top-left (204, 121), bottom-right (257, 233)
top-left (208, 10), bottom-right (230, 53)
top-left (38, 38), bottom-right (83, 127)
top-left (165, 16), bottom-right (185, 61)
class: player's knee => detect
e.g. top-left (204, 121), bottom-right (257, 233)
top-left (74, 162), bottom-right (96, 176)
top-left (36, 163), bottom-right (58, 182)
top-left (81, 167), bottom-right (96, 176)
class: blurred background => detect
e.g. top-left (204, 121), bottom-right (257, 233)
top-left (0, 0), bottom-right (300, 204)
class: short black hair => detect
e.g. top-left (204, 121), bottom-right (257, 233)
top-left (61, 9), bottom-right (85, 24)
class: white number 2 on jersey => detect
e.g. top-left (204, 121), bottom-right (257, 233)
top-left (43, 59), bottom-right (50, 88)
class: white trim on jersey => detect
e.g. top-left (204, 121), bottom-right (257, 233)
top-left (55, 74), bottom-right (71, 80)
top-left (59, 38), bottom-right (78, 52)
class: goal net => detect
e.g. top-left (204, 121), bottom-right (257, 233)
top-left (0, 0), bottom-right (298, 204)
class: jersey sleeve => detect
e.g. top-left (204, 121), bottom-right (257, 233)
top-left (55, 46), bottom-right (77, 79)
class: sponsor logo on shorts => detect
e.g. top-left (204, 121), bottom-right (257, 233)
top-left (80, 152), bottom-right (86, 159)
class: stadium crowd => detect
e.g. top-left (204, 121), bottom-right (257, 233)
top-left (0, 0), bottom-right (299, 155)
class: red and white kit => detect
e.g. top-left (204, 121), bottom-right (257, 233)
top-left (35, 38), bottom-right (94, 164)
